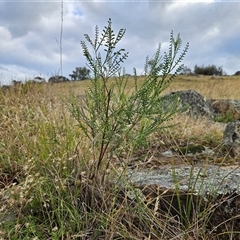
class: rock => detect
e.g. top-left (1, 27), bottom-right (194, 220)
top-left (161, 150), bottom-right (174, 157)
top-left (26, 77), bottom-right (46, 84)
top-left (0, 208), bottom-right (16, 224)
top-left (163, 90), bottom-right (240, 123)
top-left (208, 99), bottom-right (240, 122)
top-left (172, 144), bottom-right (205, 155)
top-left (163, 90), bottom-right (213, 119)
top-left (127, 165), bottom-right (240, 196)
top-left (33, 76), bottom-right (46, 83)
top-left (48, 76), bottom-right (69, 83)
top-left (125, 165), bottom-right (240, 233)
top-left (0, 85), bottom-right (11, 91)
top-left (223, 121), bottom-right (240, 158)
top-left (161, 90), bottom-right (240, 159)
top-left (170, 144), bottom-right (215, 159)
top-left (11, 80), bottom-right (22, 86)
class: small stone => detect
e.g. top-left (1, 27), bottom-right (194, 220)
top-left (223, 121), bottom-right (240, 158)
top-left (161, 150), bottom-right (174, 157)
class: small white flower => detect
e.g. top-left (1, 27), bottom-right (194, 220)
top-left (52, 226), bottom-right (58, 232)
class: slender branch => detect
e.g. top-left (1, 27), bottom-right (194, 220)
top-left (60, 0), bottom-right (63, 76)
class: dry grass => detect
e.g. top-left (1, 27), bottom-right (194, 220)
top-left (1, 75), bottom-right (240, 239)
top-left (167, 75), bottom-right (240, 99)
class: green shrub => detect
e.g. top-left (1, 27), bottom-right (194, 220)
top-left (194, 64), bottom-right (224, 76)
top-left (68, 18), bottom-right (189, 182)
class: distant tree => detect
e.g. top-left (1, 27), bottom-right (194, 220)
top-left (194, 64), bottom-right (224, 76)
top-left (142, 59), bottom-right (154, 75)
top-left (147, 59), bottom-right (155, 68)
top-left (69, 67), bottom-right (90, 81)
top-left (180, 66), bottom-right (192, 75)
top-left (145, 59), bottom-right (164, 76)
top-left (233, 70), bottom-right (240, 76)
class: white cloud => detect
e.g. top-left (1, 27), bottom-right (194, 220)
top-left (0, 1), bottom-right (240, 84)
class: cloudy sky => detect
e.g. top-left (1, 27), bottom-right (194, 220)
top-left (0, 0), bottom-right (239, 85)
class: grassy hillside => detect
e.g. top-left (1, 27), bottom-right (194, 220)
top-left (35, 74), bottom-right (240, 99)
top-left (0, 75), bottom-right (240, 239)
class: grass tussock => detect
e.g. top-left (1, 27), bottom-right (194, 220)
top-left (1, 77), bottom-right (240, 239)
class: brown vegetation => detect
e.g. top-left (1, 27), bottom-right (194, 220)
top-left (1, 75), bottom-right (240, 239)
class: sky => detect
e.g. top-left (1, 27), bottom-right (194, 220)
top-left (0, 0), bottom-right (240, 85)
